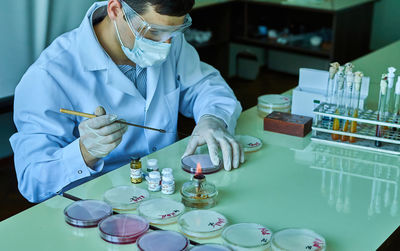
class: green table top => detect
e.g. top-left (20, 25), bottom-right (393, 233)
top-left (61, 106), bottom-right (400, 250)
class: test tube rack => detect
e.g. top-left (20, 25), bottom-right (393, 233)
top-left (311, 103), bottom-right (400, 155)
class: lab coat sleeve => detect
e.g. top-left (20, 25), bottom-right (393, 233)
top-left (9, 66), bottom-right (104, 203)
top-left (174, 34), bottom-right (242, 133)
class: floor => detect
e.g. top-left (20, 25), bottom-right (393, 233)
top-left (0, 68), bottom-right (298, 222)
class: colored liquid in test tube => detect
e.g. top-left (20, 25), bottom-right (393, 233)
top-left (331, 66), bottom-right (345, 141)
top-left (341, 72), bottom-right (354, 142)
top-left (376, 80), bottom-right (388, 147)
top-left (350, 72), bottom-right (363, 143)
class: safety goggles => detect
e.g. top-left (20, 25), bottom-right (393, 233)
top-left (120, 0), bottom-right (192, 42)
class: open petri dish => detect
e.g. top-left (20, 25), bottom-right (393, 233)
top-left (222, 223), bottom-right (272, 250)
top-left (98, 214), bottom-right (149, 244)
top-left (235, 135), bottom-right (262, 153)
top-left (257, 94), bottom-right (291, 117)
top-left (64, 200), bottom-right (113, 228)
top-left (137, 230), bottom-right (189, 251)
top-left (103, 185), bottom-right (149, 211)
top-left (178, 210), bottom-right (228, 239)
top-left (181, 154), bottom-right (222, 174)
top-left (190, 244), bottom-right (232, 251)
top-left (271, 228), bottom-right (326, 251)
top-left (138, 198), bottom-right (185, 225)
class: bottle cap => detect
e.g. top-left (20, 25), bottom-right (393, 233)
top-left (130, 156), bottom-right (140, 162)
top-left (149, 171), bottom-right (160, 179)
top-left (162, 168), bottom-right (173, 175)
top-left (147, 159), bottom-right (158, 166)
top-left (162, 175), bottom-right (174, 182)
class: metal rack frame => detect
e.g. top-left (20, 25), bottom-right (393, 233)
top-left (311, 103), bottom-right (400, 155)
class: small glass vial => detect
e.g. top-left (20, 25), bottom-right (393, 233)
top-left (162, 175), bottom-right (175, 195)
top-left (130, 157), bottom-right (142, 184)
top-left (147, 171), bottom-right (161, 192)
top-left (146, 159), bottom-right (159, 172)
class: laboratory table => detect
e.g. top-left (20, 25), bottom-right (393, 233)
top-left (2, 41), bottom-right (400, 251)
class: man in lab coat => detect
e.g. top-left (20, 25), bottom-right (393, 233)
top-left (10, 0), bottom-right (243, 202)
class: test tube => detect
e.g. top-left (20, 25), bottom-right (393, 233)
top-left (386, 67), bottom-right (397, 119)
top-left (331, 66), bottom-right (345, 140)
top-left (375, 79), bottom-right (388, 147)
top-left (326, 62), bottom-right (340, 105)
top-left (349, 71), bottom-right (363, 143)
top-left (341, 71), bottom-right (354, 142)
top-left (393, 77), bottom-right (400, 125)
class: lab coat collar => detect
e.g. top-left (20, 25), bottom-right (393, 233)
top-left (77, 1), bottom-right (109, 72)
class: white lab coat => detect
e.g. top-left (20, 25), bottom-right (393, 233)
top-left (9, 2), bottom-right (241, 202)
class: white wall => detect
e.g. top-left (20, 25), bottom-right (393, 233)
top-left (0, 0), bottom-right (95, 159)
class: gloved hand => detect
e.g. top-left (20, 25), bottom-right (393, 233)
top-left (182, 115), bottom-right (244, 171)
top-left (79, 106), bottom-right (128, 159)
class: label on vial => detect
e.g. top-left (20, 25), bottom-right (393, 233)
top-left (148, 181), bottom-right (161, 192)
top-left (162, 182), bottom-right (175, 195)
top-left (131, 168), bottom-right (142, 177)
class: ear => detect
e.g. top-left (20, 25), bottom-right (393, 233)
top-left (107, 0), bottom-right (124, 21)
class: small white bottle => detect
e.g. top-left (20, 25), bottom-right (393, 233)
top-left (146, 159), bottom-right (159, 172)
top-left (162, 174), bottom-right (175, 195)
top-left (147, 171), bottom-right (161, 192)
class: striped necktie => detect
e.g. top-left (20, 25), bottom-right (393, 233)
top-left (118, 65), bottom-right (147, 99)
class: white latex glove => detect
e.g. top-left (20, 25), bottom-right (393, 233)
top-left (182, 115), bottom-right (244, 171)
top-left (78, 106), bottom-right (128, 158)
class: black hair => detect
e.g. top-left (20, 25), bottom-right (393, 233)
top-left (124, 0), bottom-right (194, 17)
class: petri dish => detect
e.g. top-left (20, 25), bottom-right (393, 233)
top-left (137, 230), bottom-right (189, 251)
top-left (98, 214), bottom-right (149, 244)
top-left (181, 154), bottom-right (222, 174)
top-left (138, 198), bottom-right (185, 225)
top-left (64, 200), bottom-right (113, 228)
top-left (257, 94), bottom-right (291, 117)
top-left (235, 135), bottom-right (262, 153)
top-left (222, 223), bottom-right (272, 250)
top-left (190, 244), bottom-right (232, 250)
top-left (178, 210), bottom-right (228, 239)
top-left (103, 185), bottom-right (149, 211)
top-left (271, 228), bottom-right (326, 251)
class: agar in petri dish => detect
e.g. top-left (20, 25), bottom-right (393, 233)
top-left (98, 214), bottom-right (149, 244)
top-left (257, 94), bottom-right (291, 117)
top-left (222, 223), bottom-right (272, 250)
top-left (138, 198), bottom-right (185, 225)
top-left (271, 228), bottom-right (326, 251)
top-left (178, 210), bottom-right (228, 239)
top-left (235, 135), bottom-right (262, 153)
top-left (181, 154), bottom-right (222, 174)
top-left (103, 185), bottom-right (149, 211)
top-left (64, 200), bottom-right (113, 228)
top-left (137, 230), bottom-right (189, 251)
top-left (190, 244), bottom-right (232, 251)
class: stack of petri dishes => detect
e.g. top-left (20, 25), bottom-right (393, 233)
top-left (138, 198), bottom-right (185, 225)
top-left (270, 228), bottom-right (326, 251)
top-left (103, 185), bottom-right (149, 211)
top-left (64, 200), bottom-right (113, 228)
top-left (257, 94), bottom-right (291, 117)
top-left (181, 154), bottom-right (222, 174)
top-left (178, 210), bottom-right (228, 239)
top-left (222, 223), bottom-right (272, 250)
top-left (98, 214), bottom-right (149, 244)
top-left (137, 230), bottom-right (189, 251)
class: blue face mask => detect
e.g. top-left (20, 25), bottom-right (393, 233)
top-left (114, 21), bottom-right (171, 68)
